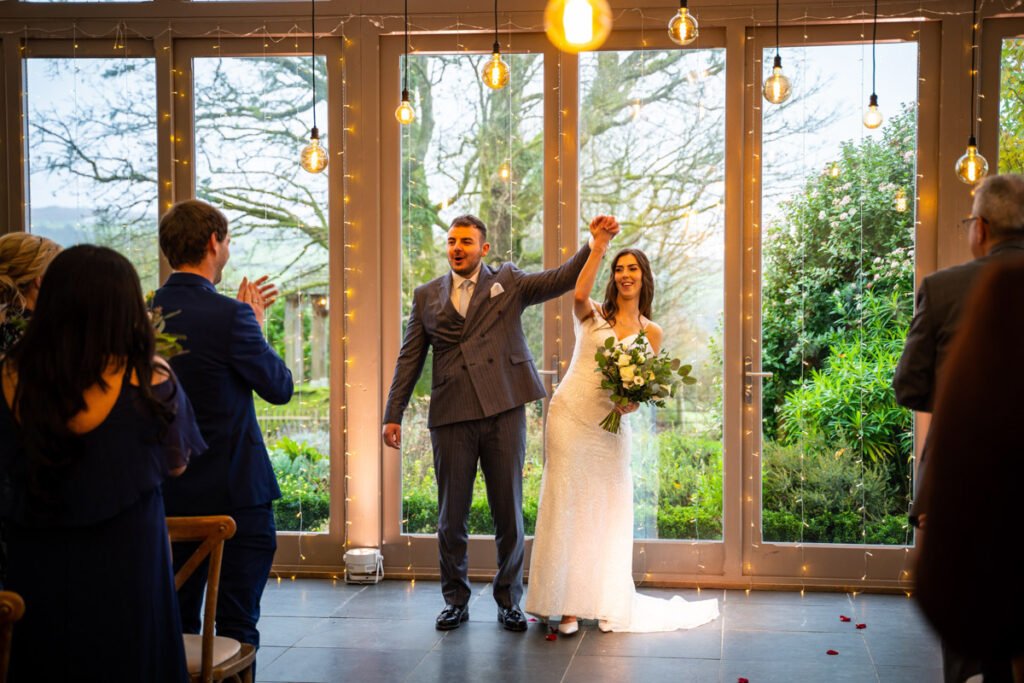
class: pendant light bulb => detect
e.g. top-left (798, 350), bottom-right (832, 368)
top-left (956, 137), bottom-right (989, 185)
top-left (894, 187), bottom-right (908, 213)
top-left (300, 127), bottom-right (328, 174)
top-left (395, 90), bottom-right (415, 125)
top-left (482, 47), bottom-right (511, 90)
top-left (667, 1), bottom-right (699, 46)
top-left (543, 0), bottom-right (613, 54)
top-left (763, 55), bottom-right (792, 104)
top-left (863, 93), bottom-right (883, 129)
top-left (956, 0), bottom-right (988, 184)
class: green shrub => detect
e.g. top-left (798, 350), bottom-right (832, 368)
top-left (761, 437), bottom-right (910, 544)
top-left (270, 437), bottom-right (330, 532)
top-left (656, 504), bottom-right (722, 539)
top-left (274, 473), bottom-right (330, 531)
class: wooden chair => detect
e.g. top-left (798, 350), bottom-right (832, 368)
top-left (167, 516), bottom-right (255, 683)
top-left (0, 591), bottom-right (25, 683)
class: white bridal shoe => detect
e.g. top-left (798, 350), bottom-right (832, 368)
top-left (598, 620), bottom-right (613, 633)
top-left (557, 619), bottom-right (579, 636)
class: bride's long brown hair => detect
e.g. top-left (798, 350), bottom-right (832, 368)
top-left (601, 248), bottom-right (654, 326)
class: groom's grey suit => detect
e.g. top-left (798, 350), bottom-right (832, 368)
top-left (384, 244), bottom-right (592, 608)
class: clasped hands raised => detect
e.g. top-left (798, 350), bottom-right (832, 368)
top-left (589, 214), bottom-right (620, 246)
top-left (236, 275), bottom-right (279, 327)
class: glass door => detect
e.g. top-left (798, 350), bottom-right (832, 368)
top-left (744, 22), bottom-right (938, 586)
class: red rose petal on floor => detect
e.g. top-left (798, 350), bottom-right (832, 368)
top-left (738, 678), bottom-right (750, 683)
top-left (826, 649), bottom-right (839, 655)
top-left (839, 615), bottom-right (852, 622)
top-left (545, 633), bottom-right (557, 641)
top-left (855, 623), bottom-right (866, 629)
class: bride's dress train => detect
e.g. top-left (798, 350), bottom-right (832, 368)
top-left (525, 306), bottom-right (719, 632)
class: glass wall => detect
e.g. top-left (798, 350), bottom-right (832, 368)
top-left (999, 36), bottom-right (1024, 173)
top-left (26, 57), bottom-right (159, 291)
top-left (193, 55), bottom-right (331, 532)
top-left (399, 52), bottom-right (545, 535)
top-left (579, 48), bottom-right (726, 541)
top-left (759, 42), bottom-right (918, 546)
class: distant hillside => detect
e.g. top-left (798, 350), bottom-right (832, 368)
top-left (27, 205), bottom-right (93, 246)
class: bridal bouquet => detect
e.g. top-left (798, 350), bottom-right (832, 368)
top-left (594, 330), bottom-right (696, 434)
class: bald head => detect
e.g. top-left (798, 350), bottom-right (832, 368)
top-left (973, 173), bottom-right (1024, 239)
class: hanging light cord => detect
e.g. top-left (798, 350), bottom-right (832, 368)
top-left (775, 0), bottom-right (781, 58)
top-left (871, 0), bottom-right (878, 96)
top-left (403, 0), bottom-right (410, 93)
top-left (970, 0), bottom-right (978, 139)
top-left (310, 0), bottom-right (317, 130)
top-left (493, 0), bottom-right (499, 52)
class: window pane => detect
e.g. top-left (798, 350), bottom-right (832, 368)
top-left (399, 52), bottom-right (545, 535)
top-left (580, 48), bottom-right (726, 541)
top-left (999, 37), bottom-right (1024, 173)
top-left (194, 55), bottom-right (331, 533)
top-left (760, 43), bottom-right (918, 546)
top-left (26, 58), bottom-right (158, 292)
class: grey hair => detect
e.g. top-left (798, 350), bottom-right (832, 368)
top-left (974, 173), bottom-right (1024, 238)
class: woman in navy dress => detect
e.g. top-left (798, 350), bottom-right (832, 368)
top-left (0, 245), bottom-right (206, 683)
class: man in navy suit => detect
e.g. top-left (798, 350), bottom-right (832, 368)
top-left (154, 199), bottom-right (294, 649)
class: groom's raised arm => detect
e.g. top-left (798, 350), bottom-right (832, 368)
top-left (516, 240), bottom-right (593, 307)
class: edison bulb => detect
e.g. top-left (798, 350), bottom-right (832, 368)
top-left (863, 94), bottom-right (883, 129)
top-left (499, 162), bottom-right (511, 181)
top-left (299, 129), bottom-right (328, 174)
top-left (763, 55), bottom-right (792, 104)
top-left (482, 51), bottom-right (510, 90)
top-left (955, 140), bottom-right (989, 184)
top-left (395, 90), bottom-right (415, 125)
top-left (829, 163), bottom-right (840, 178)
top-left (667, 7), bottom-right (699, 46)
top-left (894, 187), bottom-right (908, 213)
top-left (544, 0), bottom-right (612, 53)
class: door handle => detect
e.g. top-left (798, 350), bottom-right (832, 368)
top-left (743, 355), bottom-right (773, 404)
top-left (537, 354), bottom-right (560, 390)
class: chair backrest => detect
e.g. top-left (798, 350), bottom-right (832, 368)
top-left (167, 516), bottom-right (237, 683)
top-left (0, 591), bottom-right (25, 683)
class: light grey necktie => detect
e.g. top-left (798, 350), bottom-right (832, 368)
top-left (458, 279), bottom-right (473, 318)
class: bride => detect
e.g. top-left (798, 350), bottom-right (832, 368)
top-left (525, 217), bottom-right (719, 634)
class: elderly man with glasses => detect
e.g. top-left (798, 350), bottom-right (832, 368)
top-left (894, 172), bottom-right (1024, 683)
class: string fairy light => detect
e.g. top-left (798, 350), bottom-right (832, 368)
top-left (3, 0), bottom-right (996, 587)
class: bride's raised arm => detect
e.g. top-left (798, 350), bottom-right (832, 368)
top-left (573, 215), bottom-right (617, 321)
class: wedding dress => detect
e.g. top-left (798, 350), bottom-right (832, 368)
top-left (524, 304), bottom-right (719, 632)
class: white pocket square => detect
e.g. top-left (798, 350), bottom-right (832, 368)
top-left (490, 282), bottom-right (505, 298)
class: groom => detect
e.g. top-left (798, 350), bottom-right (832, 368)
top-left (383, 213), bottom-right (618, 631)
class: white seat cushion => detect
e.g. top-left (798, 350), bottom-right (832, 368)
top-left (183, 633), bottom-right (243, 674)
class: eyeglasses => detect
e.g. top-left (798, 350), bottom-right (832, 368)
top-left (958, 215), bottom-right (987, 232)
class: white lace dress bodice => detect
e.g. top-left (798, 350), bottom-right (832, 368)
top-left (525, 305), bottom-right (719, 632)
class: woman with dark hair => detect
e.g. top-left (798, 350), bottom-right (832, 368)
top-left (0, 245), bottom-right (205, 682)
top-left (526, 232), bottom-right (719, 634)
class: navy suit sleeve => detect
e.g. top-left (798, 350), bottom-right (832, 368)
top-left (516, 242), bottom-right (592, 307)
top-left (228, 304), bottom-right (294, 405)
top-left (893, 278), bottom-right (937, 412)
top-left (383, 290), bottom-right (430, 425)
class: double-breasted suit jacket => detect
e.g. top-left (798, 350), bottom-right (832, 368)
top-left (384, 244), bottom-right (592, 428)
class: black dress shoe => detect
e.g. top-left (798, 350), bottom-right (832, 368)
top-left (436, 604), bottom-right (470, 631)
top-left (497, 605), bottom-right (528, 632)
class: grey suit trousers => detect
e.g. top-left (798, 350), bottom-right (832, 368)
top-left (430, 406), bottom-right (527, 608)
